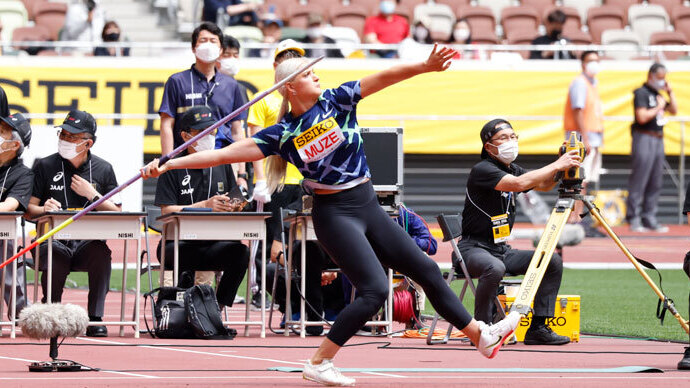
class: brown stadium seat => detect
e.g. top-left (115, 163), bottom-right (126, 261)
top-left (649, 31), bottom-right (688, 59)
top-left (470, 28), bottom-right (499, 44)
top-left (435, 0), bottom-right (471, 9)
top-left (20, 0), bottom-right (43, 21)
top-left (33, 1), bottom-right (66, 41)
top-left (604, 0), bottom-right (642, 17)
top-left (330, 4), bottom-right (369, 40)
top-left (522, 0), bottom-right (556, 11)
top-left (506, 28), bottom-right (539, 58)
top-left (587, 5), bottom-right (626, 43)
top-left (672, 5), bottom-right (690, 42)
top-left (456, 6), bottom-right (496, 36)
top-left (286, 4), bottom-right (324, 29)
top-left (501, 6), bottom-right (540, 40)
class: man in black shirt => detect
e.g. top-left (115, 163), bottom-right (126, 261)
top-left (28, 110), bottom-right (121, 337)
top-left (626, 63), bottom-right (677, 233)
top-left (0, 113), bottom-right (33, 318)
top-left (154, 106), bottom-right (249, 311)
top-left (458, 119), bottom-right (579, 345)
top-left (529, 9), bottom-right (574, 60)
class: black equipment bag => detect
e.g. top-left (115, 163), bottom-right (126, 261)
top-left (184, 284), bottom-right (235, 339)
top-left (144, 286), bottom-right (194, 339)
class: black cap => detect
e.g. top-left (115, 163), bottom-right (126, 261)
top-left (0, 112), bottom-right (31, 147)
top-left (57, 110), bottom-right (97, 136)
top-left (480, 118), bottom-right (512, 159)
top-left (178, 106), bottom-right (215, 132)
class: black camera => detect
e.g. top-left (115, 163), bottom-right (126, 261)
top-left (86, 0), bottom-right (96, 12)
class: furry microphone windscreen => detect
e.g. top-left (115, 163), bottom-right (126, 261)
top-left (19, 303), bottom-right (89, 339)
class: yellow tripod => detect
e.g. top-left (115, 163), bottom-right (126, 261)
top-left (509, 132), bottom-right (690, 335)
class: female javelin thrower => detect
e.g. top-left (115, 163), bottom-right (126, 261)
top-left (142, 44), bottom-right (520, 387)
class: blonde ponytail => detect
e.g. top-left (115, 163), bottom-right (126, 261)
top-left (265, 57), bottom-right (310, 193)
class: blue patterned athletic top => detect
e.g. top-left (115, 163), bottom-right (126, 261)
top-left (252, 81), bottom-right (371, 188)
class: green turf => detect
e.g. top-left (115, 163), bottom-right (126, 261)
top-left (25, 268), bottom-right (689, 342)
top-left (422, 268), bottom-right (689, 343)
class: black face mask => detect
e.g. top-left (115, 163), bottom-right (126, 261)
top-left (549, 29), bottom-right (562, 39)
top-left (103, 32), bottom-right (120, 42)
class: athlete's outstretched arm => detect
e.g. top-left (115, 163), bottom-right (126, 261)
top-left (359, 43), bottom-right (456, 99)
top-left (141, 137), bottom-right (266, 178)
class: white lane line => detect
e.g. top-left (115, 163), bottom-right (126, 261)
top-left (0, 353), bottom-right (157, 379)
top-left (0, 355), bottom-right (38, 363)
top-left (103, 370), bottom-right (158, 379)
top-left (76, 337), bottom-right (304, 366)
top-left (364, 371), bottom-right (407, 378)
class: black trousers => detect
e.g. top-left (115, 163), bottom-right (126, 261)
top-left (157, 240), bottom-right (248, 307)
top-left (35, 240), bottom-right (112, 317)
top-left (266, 240), bottom-right (344, 320)
top-left (458, 238), bottom-right (563, 324)
top-left (312, 181), bottom-right (473, 346)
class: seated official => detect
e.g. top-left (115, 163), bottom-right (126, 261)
top-left (154, 106), bottom-right (249, 311)
top-left (458, 119), bottom-right (580, 345)
top-left (267, 240), bottom-right (344, 336)
top-left (28, 110), bottom-right (121, 337)
top-left (0, 113), bottom-right (33, 319)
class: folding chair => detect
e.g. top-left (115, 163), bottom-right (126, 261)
top-left (426, 213), bottom-right (516, 345)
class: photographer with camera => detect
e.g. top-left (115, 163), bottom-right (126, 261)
top-left (62, 0), bottom-right (106, 53)
top-left (457, 119), bottom-right (580, 345)
top-left (154, 106), bottom-right (249, 313)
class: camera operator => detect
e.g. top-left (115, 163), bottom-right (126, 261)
top-left (457, 119), bottom-right (580, 345)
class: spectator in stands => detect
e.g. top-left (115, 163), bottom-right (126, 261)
top-left (448, 18), bottom-right (479, 60)
top-left (28, 110), bottom-right (121, 337)
top-left (0, 85), bottom-right (8, 117)
top-left (300, 13), bottom-right (343, 59)
top-left (529, 9), bottom-right (574, 60)
top-left (159, 22), bottom-right (248, 187)
top-left (411, 19), bottom-right (433, 45)
top-left (626, 63), bottom-right (677, 233)
top-left (563, 50), bottom-right (605, 237)
top-left (0, 113), bottom-right (33, 320)
top-left (458, 119), bottom-right (576, 345)
top-left (364, 0), bottom-right (409, 58)
top-left (248, 10), bottom-right (284, 58)
top-left (93, 21), bottom-right (129, 57)
top-left (203, 0), bottom-right (259, 27)
top-left (154, 106), bottom-right (249, 316)
top-left (62, 0), bottom-right (106, 53)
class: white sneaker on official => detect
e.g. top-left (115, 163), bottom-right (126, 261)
top-left (477, 311), bottom-right (521, 359)
top-left (302, 359), bottom-right (355, 387)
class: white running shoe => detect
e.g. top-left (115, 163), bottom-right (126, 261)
top-left (477, 311), bottom-right (521, 359)
top-left (302, 359), bottom-right (355, 387)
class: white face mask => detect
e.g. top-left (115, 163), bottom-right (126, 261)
top-left (219, 57), bottom-right (240, 77)
top-left (306, 27), bottom-right (323, 40)
top-left (453, 28), bottom-right (470, 43)
top-left (585, 61), bottom-right (600, 77)
top-left (195, 42), bottom-right (220, 63)
top-left (380, 0), bottom-right (395, 15)
top-left (653, 77), bottom-right (666, 90)
top-left (192, 134), bottom-right (215, 152)
top-left (58, 139), bottom-right (87, 160)
top-left (489, 140), bottom-right (519, 164)
top-left (413, 26), bottom-right (428, 42)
